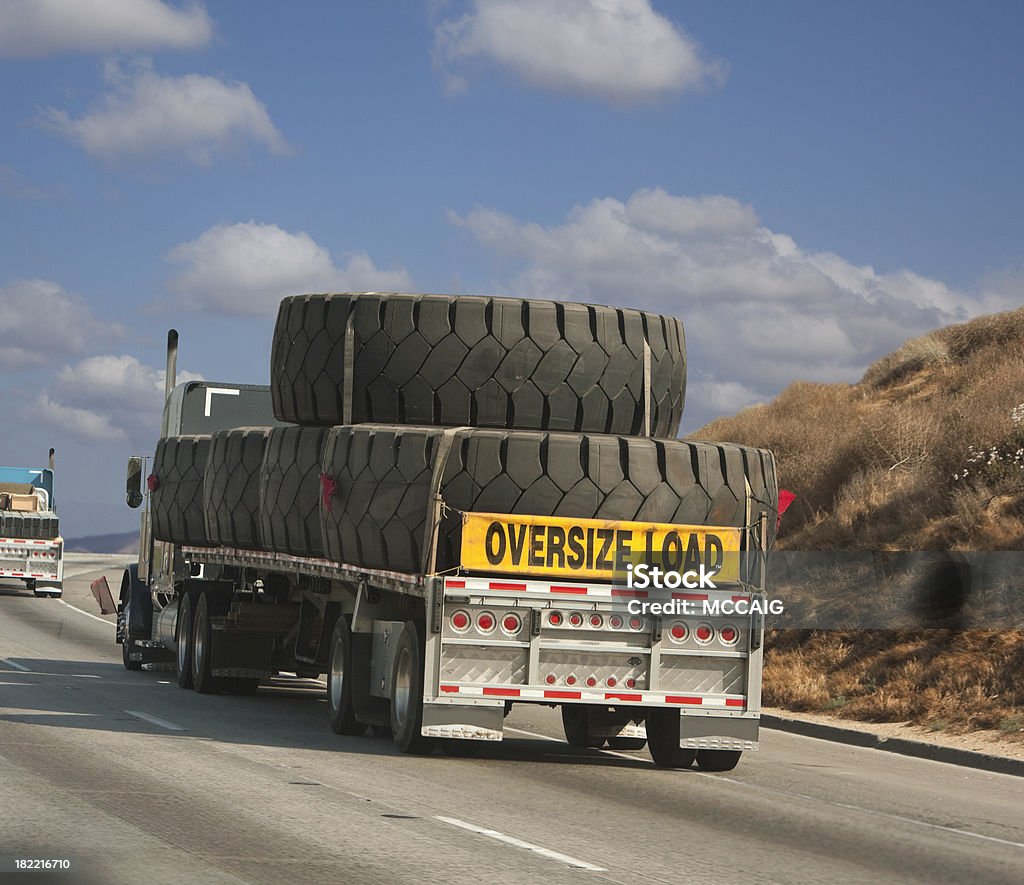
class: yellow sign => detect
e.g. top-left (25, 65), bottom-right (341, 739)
top-left (460, 512), bottom-right (742, 583)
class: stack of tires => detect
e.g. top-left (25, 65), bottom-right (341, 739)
top-left (150, 292), bottom-right (779, 566)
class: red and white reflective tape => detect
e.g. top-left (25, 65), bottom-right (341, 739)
top-left (438, 683), bottom-right (746, 708)
top-left (444, 576), bottom-right (750, 602)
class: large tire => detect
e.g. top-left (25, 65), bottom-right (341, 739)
top-left (121, 596), bottom-right (142, 672)
top-left (321, 427), bottom-right (779, 573)
top-left (151, 435), bottom-right (212, 545)
top-left (190, 592), bottom-right (219, 694)
top-left (271, 293), bottom-right (686, 436)
top-left (695, 749), bottom-right (742, 772)
top-left (327, 617), bottom-right (367, 736)
top-left (259, 426), bottom-right (330, 557)
top-left (203, 428), bottom-right (272, 549)
top-left (176, 592), bottom-right (195, 689)
top-left (646, 708), bottom-right (697, 769)
top-left (561, 705), bottom-right (605, 748)
top-left (390, 620), bottom-right (433, 754)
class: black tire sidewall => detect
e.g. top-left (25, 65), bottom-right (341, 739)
top-left (390, 621), bottom-right (431, 754)
top-left (191, 592), bottom-right (218, 694)
top-left (176, 592), bottom-right (193, 689)
top-left (327, 617), bottom-right (365, 735)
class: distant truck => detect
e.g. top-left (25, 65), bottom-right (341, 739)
top-left (117, 299), bottom-right (778, 770)
top-left (0, 450), bottom-right (63, 597)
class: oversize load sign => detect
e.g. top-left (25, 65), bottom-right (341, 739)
top-left (461, 512), bottom-right (742, 583)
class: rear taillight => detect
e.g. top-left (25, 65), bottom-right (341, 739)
top-left (566, 674), bottom-right (577, 686)
top-left (586, 676), bottom-right (597, 687)
top-left (606, 676), bottom-right (617, 687)
top-left (450, 610), bottom-right (470, 632)
top-left (609, 615), bottom-right (624, 629)
top-left (625, 677), bottom-right (636, 688)
top-left (548, 611), bottom-right (563, 626)
top-left (719, 624), bottom-right (738, 646)
top-left (669, 622), bottom-right (688, 642)
top-left (694, 623), bottom-right (713, 644)
top-left (589, 614), bottom-right (603, 628)
top-left (501, 613), bottom-right (522, 635)
top-left (568, 612), bottom-right (584, 627)
top-left (545, 674), bottom-right (557, 685)
top-left (477, 612), bottom-right (496, 633)
top-left (628, 616), bottom-right (643, 630)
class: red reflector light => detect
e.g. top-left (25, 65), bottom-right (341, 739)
top-left (545, 674), bottom-right (556, 685)
top-left (451, 611), bottom-right (470, 631)
top-left (695, 624), bottom-right (713, 642)
top-left (566, 674), bottom-right (577, 686)
top-left (548, 611), bottom-right (563, 626)
top-left (669, 622), bottom-right (687, 641)
top-left (568, 612), bottom-right (583, 627)
top-left (589, 614), bottom-right (603, 628)
top-left (629, 616), bottom-right (643, 630)
top-left (609, 615), bottom-right (623, 629)
top-left (625, 677), bottom-right (636, 689)
top-left (585, 676), bottom-right (597, 687)
top-left (720, 625), bottom-right (737, 644)
top-left (606, 676), bottom-right (617, 687)
top-left (502, 614), bottom-right (521, 634)
top-left (477, 612), bottom-right (496, 632)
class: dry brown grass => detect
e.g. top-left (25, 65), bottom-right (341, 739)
top-left (692, 307), bottom-right (1024, 735)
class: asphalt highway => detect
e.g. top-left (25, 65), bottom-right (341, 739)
top-left (0, 556), bottom-right (1021, 884)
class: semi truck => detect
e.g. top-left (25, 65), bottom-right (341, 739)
top-left (116, 296), bottom-right (778, 770)
top-left (0, 450), bottom-right (63, 597)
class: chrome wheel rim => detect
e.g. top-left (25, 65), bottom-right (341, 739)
top-left (393, 646), bottom-right (411, 731)
top-left (176, 598), bottom-right (188, 674)
top-left (329, 634), bottom-right (344, 713)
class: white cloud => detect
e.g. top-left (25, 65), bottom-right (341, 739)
top-left (37, 59), bottom-right (288, 165)
top-left (0, 0), bottom-right (212, 58)
top-left (0, 279), bottom-right (120, 368)
top-left (38, 354), bottom-right (202, 444)
top-left (450, 187), bottom-right (1014, 428)
top-left (166, 221), bottom-right (413, 316)
top-left (434, 0), bottom-right (726, 102)
top-left (0, 164), bottom-right (53, 200)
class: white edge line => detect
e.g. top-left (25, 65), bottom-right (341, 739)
top-left (435, 815), bottom-right (607, 872)
top-left (503, 728), bottom-right (1024, 851)
top-left (58, 599), bottom-right (114, 625)
top-left (0, 658), bottom-right (30, 672)
top-left (124, 710), bottom-right (186, 732)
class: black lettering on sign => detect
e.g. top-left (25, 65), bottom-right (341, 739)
top-left (614, 530), bottom-right (633, 572)
top-left (586, 528), bottom-right (595, 570)
top-left (547, 525), bottom-right (566, 569)
top-left (684, 532), bottom-right (702, 573)
top-left (595, 529), bottom-right (614, 570)
top-left (486, 521), bottom-right (506, 565)
top-left (662, 531), bottom-right (683, 571)
top-left (704, 534), bottom-right (723, 573)
top-left (508, 523), bottom-right (527, 566)
top-left (567, 526), bottom-right (585, 569)
top-left (528, 524), bottom-right (544, 568)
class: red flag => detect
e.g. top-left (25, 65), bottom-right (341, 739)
top-left (777, 489), bottom-right (796, 530)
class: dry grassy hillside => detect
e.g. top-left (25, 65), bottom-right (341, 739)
top-left (691, 308), bottom-right (1024, 737)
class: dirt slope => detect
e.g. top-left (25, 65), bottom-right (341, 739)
top-left (691, 307), bottom-right (1024, 738)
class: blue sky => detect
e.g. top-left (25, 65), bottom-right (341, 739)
top-left (1, 0), bottom-right (1021, 537)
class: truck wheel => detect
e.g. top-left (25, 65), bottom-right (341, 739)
top-left (695, 749), bottom-right (742, 772)
top-left (646, 709), bottom-right (697, 769)
top-left (25, 578), bottom-right (36, 593)
top-left (327, 617), bottom-right (366, 735)
top-left (176, 592), bottom-right (195, 689)
top-left (122, 603), bottom-right (142, 672)
top-left (607, 736), bottom-right (647, 751)
top-left (190, 592), bottom-right (220, 694)
top-left (561, 705), bottom-right (606, 748)
top-left (390, 621), bottom-right (433, 755)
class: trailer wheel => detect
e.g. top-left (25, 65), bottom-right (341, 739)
top-left (695, 749), bottom-right (742, 772)
top-left (561, 705), bottom-right (605, 748)
top-left (190, 592), bottom-right (220, 694)
top-left (327, 617), bottom-right (367, 735)
top-left (121, 607), bottom-right (142, 672)
top-left (390, 621), bottom-right (433, 755)
top-left (176, 592), bottom-right (194, 689)
top-left (607, 736), bottom-right (647, 751)
top-left (646, 709), bottom-right (697, 769)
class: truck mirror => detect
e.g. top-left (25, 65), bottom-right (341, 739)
top-left (126, 457), bottom-right (144, 509)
